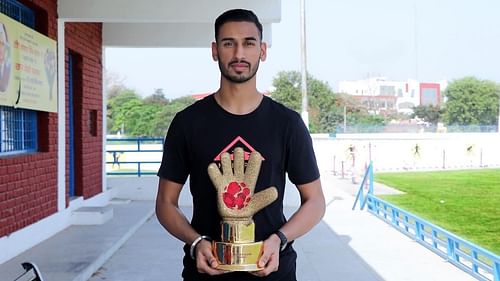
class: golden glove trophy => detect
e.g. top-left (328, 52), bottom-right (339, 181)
top-left (208, 147), bottom-right (278, 271)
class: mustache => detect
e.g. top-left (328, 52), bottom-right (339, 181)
top-left (229, 60), bottom-right (250, 67)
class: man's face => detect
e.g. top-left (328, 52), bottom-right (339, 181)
top-left (212, 21), bottom-right (267, 84)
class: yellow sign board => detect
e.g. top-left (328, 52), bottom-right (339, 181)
top-left (0, 12), bottom-right (57, 112)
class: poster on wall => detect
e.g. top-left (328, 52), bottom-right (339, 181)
top-left (0, 12), bottom-right (57, 113)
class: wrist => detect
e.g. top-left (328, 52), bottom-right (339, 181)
top-left (274, 230), bottom-right (288, 251)
top-left (189, 235), bottom-right (212, 260)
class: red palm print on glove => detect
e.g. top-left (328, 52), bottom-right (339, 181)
top-left (223, 182), bottom-right (251, 209)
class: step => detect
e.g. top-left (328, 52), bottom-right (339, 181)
top-left (71, 205), bottom-right (113, 225)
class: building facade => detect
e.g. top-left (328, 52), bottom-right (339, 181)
top-left (338, 77), bottom-right (447, 114)
top-left (0, 0), bottom-right (104, 264)
top-left (0, 0), bottom-right (281, 264)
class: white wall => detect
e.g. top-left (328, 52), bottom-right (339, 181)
top-left (312, 133), bottom-right (500, 176)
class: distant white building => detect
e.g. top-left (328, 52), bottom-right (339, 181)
top-left (338, 77), bottom-right (447, 114)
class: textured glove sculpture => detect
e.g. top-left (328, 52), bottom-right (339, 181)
top-left (207, 147), bottom-right (278, 271)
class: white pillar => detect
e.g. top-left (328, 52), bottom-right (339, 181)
top-left (102, 47), bottom-right (107, 192)
top-left (57, 19), bottom-right (66, 211)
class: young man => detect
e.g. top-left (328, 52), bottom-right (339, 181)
top-left (156, 9), bottom-right (325, 281)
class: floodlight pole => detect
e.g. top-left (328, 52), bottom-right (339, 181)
top-left (300, 0), bottom-right (309, 130)
top-left (498, 97), bottom-right (500, 133)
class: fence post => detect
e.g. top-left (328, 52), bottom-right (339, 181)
top-left (364, 162), bottom-right (368, 190)
top-left (447, 237), bottom-right (455, 261)
top-left (369, 161), bottom-right (374, 194)
top-left (415, 221), bottom-right (422, 241)
top-left (493, 261), bottom-right (499, 281)
top-left (391, 209), bottom-right (398, 226)
top-left (471, 251), bottom-right (479, 273)
top-left (341, 161), bottom-right (344, 179)
top-left (359, 185), bottom-right (364, 209)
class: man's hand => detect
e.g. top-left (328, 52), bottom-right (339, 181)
top-left (195, 239), bottom-right (227, 275)
top-left (251, 234), bottom-right (281, 277)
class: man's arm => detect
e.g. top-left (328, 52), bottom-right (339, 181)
top-left (253, 178), bottom-right (325, 277)
top-left (156, 178), bottom-right (225, 275)
top-left (277, 178), bottom-right (325, 241)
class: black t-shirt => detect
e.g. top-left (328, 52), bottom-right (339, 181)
top-left (158, 94), bottom-right (320, 281)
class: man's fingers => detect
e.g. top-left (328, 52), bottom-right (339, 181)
top-left (250, 234), bottom-right (281, 277)
top-left (196, 241), bottom-right (227, 275)
top-left (251, 254), bottom-right (278, 277)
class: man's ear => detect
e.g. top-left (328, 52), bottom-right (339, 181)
top-left (211, 41), bottom-right (218, 61)
top-left (260, 42), bottom-right (268, 62)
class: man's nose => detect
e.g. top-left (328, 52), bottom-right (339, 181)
top-left (234, 44), bottom-right (245, 60)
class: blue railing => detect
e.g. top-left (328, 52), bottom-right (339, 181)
top-left (353, 163), bottom-right (500, 281)
top-left (106, 137), bottom-right (164, 177)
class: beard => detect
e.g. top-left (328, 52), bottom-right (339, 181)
top-left (218, 57), bottom-right (260, 84)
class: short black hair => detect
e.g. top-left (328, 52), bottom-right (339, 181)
top-left (214, 9), bottom-right (263, 41)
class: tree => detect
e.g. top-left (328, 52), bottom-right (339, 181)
top-left (412, 105), bottom-right (442, 125)
top-left (442, 77), bottom-right (500, 126)
top-left (152, 96), bottom-right (196, 136)
top-left (105, 71), bottom-right (128, 100)
top-left (271, 71), bottom-right (385, 133)
top-left (270, 71), bottom-right (302, 112)
top-left (106, 86), bottom-right (196, 137)
top-left (107, 90), bottom-right (142, 134)
top-left (144, 88), bottom-right (169, 105)
top-left (271, 71), bottom-right (340, 133)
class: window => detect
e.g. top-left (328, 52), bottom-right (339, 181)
top-left (380, 85), bottom-right (395, 96)
top-left (0, 106), bottom-right (37, 154)
top-left (0, 0), bottom-right (38, 156)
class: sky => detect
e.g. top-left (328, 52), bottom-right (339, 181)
top-left (105, 0), bottom-right (500, 98)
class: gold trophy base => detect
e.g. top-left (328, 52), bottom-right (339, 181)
top-left (213, 241), bottom-right (263, 271)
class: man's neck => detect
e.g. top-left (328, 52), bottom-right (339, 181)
top-left (214, 80), bottom-right (262, 115)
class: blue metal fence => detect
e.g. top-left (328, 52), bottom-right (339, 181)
top-left (106, 137), bottom-right (164, 177)
top-left (353, 163), bottom-right (500, 281)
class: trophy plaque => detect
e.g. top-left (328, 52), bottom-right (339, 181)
top-left (208, 147), bottom-right (278, 271)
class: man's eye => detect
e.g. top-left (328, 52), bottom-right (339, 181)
top-left (223, 42), bottom-right (234, 47)
top-left (245, 41), bottom-right (256, 46)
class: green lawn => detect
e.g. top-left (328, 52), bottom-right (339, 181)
top-left (375, 169), bottom-right (500, 255)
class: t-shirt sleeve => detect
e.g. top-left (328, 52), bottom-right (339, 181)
top-left (157, 113), bottom-right (190, 184)
top-left (286, 113), bottom-right (320, 185)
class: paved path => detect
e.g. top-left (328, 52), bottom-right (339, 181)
top-left (0, 173), bottom-right (475, 281)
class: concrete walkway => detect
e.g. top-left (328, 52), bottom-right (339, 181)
top-left (0, 173), bottom-right (475, 281)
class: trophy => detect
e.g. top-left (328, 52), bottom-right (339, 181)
top-left (208, 147), bottom-right (278, 271)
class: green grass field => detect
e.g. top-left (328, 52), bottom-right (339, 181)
top-left (375, 169), bottom-right (500, 255)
